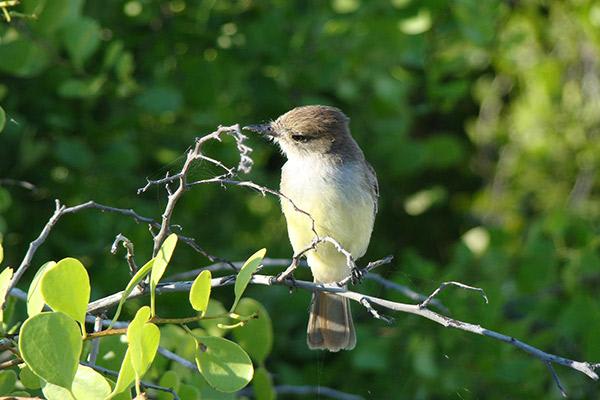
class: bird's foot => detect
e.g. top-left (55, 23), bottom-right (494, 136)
top-left (351, 267), bottom-right (365, 285)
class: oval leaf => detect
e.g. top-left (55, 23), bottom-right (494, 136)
top-left (27, 261), bottom-right (55, 317)
top-left (61, 17), bottom-right (101, 68)
top-left (253, 367), bottom-right (275, 400)
top-left (128, 306), bottom-right (160, 379)
top-left (0, 370), bottom-right (17, 396)
top-left (19, 312), bottom-right (82, 389)
top-left (231, 248), bottom-right (266, 312)
top-left (189, 270), bottom-right (211, 314)
top-left (40, 257), bottom-right (90, 328)
top-left (42, 364), bottom-right (111, 400)
top-left (0, 267), bottom-right (13, 323)
top-left (194, 336), bottom-right (253, 393)
top-left (19, 366), bottom-right (41, 390)
top-left (150, 233), bottom-right (178, 316)
top-left (232, 298), bottom-right (273, 364)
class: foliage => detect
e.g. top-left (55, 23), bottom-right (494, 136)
top-left (1, 0), bottom-right (600, 399)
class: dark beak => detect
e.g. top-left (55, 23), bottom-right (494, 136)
top-left (243, 123), bottom-right (277, 137)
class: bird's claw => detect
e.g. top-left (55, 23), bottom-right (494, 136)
top-left (351, 267), bottom-right (365, 285)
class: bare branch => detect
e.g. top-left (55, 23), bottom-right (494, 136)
top-left (0, 178), bottom-right (36, 191)
top-left (5, 199), bottom-right (232, 304)
top-left (419, 281), bottom-right (488, 310)
top-left (87, 316), bottom-right (103, 365)
top-left (86, 275), bottom-right (600, 389)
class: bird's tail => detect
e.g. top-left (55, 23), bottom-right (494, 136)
top-left (307, 289), bottom-right (356, 351)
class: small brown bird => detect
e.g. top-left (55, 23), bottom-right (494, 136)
top-left (246, 105), bottom-right (378, 351)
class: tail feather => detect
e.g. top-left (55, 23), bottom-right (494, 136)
top-left (307, 291), bottom-right (356, 351)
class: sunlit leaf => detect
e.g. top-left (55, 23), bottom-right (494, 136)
top-left (231, 248), bottom-right (266, 312)
top-left (0, 267), bottom-right (13, 323)
top-left (232, 298), bottom-right (273, 364)
top-left (42, 365), bottom-right (111, 400)
top-left (194, 335), bottom-right (253, 393)
top-left (19, 312), bottom-right (82, 389)
top-left (40, 257), bottom-right (90, 330)
top-left (27, 261), bottom-right (55, 317)
top-left (128, 306), bottom-right (160, 381)
top-left (150, 233), bottom-right (178, 316)
top-left (189, 270), bottom-right (211, 314)
top-left (109, 257), bottom-right (155, 328)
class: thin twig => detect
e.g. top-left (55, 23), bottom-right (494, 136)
top-left (419, 281), bottom-right (489, 310)
top-left (547, 361), bottom-right (568, 398)
top-left (111, 234), bottom-right (138, 275)
top-left (148, 125), bottom-right (251, 257)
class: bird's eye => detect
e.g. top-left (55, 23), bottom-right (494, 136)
top-left (291, 134), bottom-right (312, 143)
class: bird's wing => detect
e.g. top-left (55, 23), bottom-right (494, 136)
top-left (366, 161), bottom-right (379, 217)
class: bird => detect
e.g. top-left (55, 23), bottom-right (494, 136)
top-left (245, 105), bottom-right (378, 351)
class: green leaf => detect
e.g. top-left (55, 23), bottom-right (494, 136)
top-left (108, 349), bottom-right (135, 399)
top-left (0, 267), bottom-right (13, 323)
top-left (194, 336), bottom-right (254, 393)
top-left (253, 367), bottom-right (275, 400)
top-left (127, 306), bottom-right (160, 381)
top-left (19, 366), bottom-right (41, 390)
top-left (0, 370), bottom-right (17, 396)
top-left (189, 270), bottom-right (212, 314)
top-left (27, 261), bottom-right (55, 317)
top-left (150, 233), bottom-right (178, 316)
top-left (0, 39), bottom-right (50, 77)
top-left (109, 257), bottom-right (155, 328)
top-left (19, 312), bottom-right (82, 389)
top-left (231, 249), bottom-right (266, 312)
top-left (58, 76), bottom-right (105, 98)
top-left (179, 384), bottom-right (200, 400)
top-left (0, 106), bottom-right (4, 133)
top-left (42, 365), bottom-right (111, 400)
top-left (61, 17), bottom-right (101, 68)
top-left (232, 298), bottom-right (273, 364)
top-left (156, 370), bottom-right (180, 400)
top-left (40, 257), bottom-right (90, 330)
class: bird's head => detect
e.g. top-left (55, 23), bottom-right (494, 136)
top-left (244, 105), bottom-right (353, 159)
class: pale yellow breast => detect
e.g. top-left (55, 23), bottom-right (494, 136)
top-left (280, 158), bottom-right (375, 283)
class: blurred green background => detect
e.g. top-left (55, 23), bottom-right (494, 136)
top-left (1, 0), bottom-right (600, 398)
